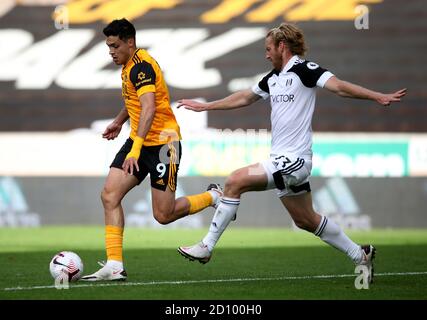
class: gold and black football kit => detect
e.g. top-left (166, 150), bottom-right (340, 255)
top-left (111, 49), bottom-right (181, 191)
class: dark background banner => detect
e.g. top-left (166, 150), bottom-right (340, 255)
top-left (0, 0), bottom-right (425, 132)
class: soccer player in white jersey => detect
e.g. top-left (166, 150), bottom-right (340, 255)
top-left (177, 23), bottom-right (406, 283)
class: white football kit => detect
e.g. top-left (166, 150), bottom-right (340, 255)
top-left (252, 55), bottom-right (334, 197)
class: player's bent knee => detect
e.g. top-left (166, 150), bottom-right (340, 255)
top-left (101, 189), bottom-right (120, 209)
top-left (224, 172), bottom-right (246, 196)
top-left (292, 214), bottom-right (318, 232)
top-left (293, 217), bottom-right (311, 231)
top-left (153, 209), bottom-right (174, 225)
top-left (100, 189), bottom-right (109, 204)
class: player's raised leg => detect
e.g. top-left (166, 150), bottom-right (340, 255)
top-left (150, 182), bottom-right (223, 225)
top-left (178, 163), bottom-right (268, 263)
top-left (81, 168), bottom-right (138, 281)
top-left (281, 192), bottom-right (376, 283)
top-left (149, 141), bottom-right (223, 224)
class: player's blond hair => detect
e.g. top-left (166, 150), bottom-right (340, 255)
top-left (267, 23), bottom-right (307, 56)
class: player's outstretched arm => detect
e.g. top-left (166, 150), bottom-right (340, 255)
top-left (324, 76), bottom-right (407, 106)
top-left (177, 89), bottom-right (260, 112)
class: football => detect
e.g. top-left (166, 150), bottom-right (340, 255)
top-left (49, 251), bottom-right (83, 282)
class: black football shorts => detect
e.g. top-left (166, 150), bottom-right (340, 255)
top-left (111, 138), bottom-right (181, 192)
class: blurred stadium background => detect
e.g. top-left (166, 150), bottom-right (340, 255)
top-left (0, 1), bottom-right (426, 232)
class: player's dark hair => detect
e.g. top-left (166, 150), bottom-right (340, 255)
top-left (103, 18), bottom-right (136, 41)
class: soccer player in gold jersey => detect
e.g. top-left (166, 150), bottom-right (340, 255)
top-left (81, 19), bottom-right (222, 281)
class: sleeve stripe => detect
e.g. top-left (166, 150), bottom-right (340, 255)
top-left (252, 84), bottom-right (270, 100)
top-left (317, 71), bottom-right (334, 88)
top-left (136, 85), bottom-right (156, 97)
top-left (132, 50), bottom-right (142, 65)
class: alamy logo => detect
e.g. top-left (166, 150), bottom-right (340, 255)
top-left (54, 270), bottom-right (70, 290)
top-left (354, 265), bottom-right (370, 289)
top-left (54, 5), bottom-right (69, 30)
top-left (354, 5), bottom-right (370, 30)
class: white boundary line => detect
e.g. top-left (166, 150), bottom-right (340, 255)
top-left (3, 271), bottom-right (427, 291)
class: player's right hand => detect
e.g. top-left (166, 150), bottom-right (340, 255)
top-left (102, 122), bottom-right (122, 140)
top-left (177, 99), bottom-right (208, 112)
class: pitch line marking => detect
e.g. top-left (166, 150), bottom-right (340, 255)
top-left (3, 271), bottom-right (427, 291)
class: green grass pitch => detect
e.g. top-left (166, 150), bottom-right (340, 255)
top-left (0, 227), bottom-right (426, 300)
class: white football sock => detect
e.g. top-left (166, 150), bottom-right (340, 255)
top-left (203, 197), bottom-right (240, 252)
top-left (314, 216), bottom-right (362, 263)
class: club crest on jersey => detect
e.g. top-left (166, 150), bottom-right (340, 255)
top-left (307, 62), bottom-right (319, 70)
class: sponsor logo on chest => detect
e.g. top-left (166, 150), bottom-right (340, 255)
top-left (269, 74), bottom-right (296, 104)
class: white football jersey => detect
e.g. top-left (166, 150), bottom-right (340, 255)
top-left (252, 55), bottom-right (333, 157)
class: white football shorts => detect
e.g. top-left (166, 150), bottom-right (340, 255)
top-left (261, 154), bottom-right (312, 198)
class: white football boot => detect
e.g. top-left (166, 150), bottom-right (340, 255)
top-left (357, 244), bottom-right (376, 283)
top-left (178, 242), bottom-right (212, 264)
top-left (80, 261), bottom-right (127, 281)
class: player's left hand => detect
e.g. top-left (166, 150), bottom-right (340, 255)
top-left (377, 88), bottom-right (407, 106)
top-left (122, 157), bottom-right (139, 175)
